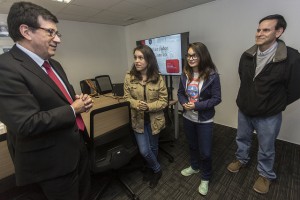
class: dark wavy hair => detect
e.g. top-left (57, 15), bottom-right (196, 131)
top-left (184, 42), bottom-right (217, 81)
top-left (130, 45), bottom-right (160, 83)
top-left (7, 1), bottom-right (58, 42)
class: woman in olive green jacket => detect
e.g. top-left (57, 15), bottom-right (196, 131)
top-left (124, 45), bottom-right (168, 188)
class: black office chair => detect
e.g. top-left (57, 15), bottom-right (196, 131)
top-left (80, 79), bottom-right (98, 96)
top-left (94, 75), bottom-right (113, 95)
top-left (89, 101), bottom-right (139, 200)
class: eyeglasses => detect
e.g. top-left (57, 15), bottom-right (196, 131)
top-left (31, 27), bottom-right (62, 38)
top-left (186, 54), bottom-right (198, 60)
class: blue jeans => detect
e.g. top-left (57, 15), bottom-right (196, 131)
top-left (134, 122), bottom-right (160, 173)
top-left (183, 117), bottom-right (213, 180)
top-left (236, 110), bottom-right (282, 180)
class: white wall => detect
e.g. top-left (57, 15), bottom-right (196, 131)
top-left (0, 14), bottom-right (128, 94)
top-left (124, 0), bottom-right (300, 144)
top-left (55, 20), bottom-right (128, 93)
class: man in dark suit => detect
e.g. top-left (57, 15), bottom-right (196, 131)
top-left (0, 2), bottom-right (93, 200)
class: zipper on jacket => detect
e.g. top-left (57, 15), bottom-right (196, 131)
top-left (252, 56), bottom-right (256, 82)
top-left (201, 76), bottom-right (214, 93)
top-left (253, 55), bottom-right (279, 82)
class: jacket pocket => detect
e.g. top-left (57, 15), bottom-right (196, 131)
top-left (129, 85), bottom-right (138, 99)
top-left (147, 86), bottom-right (159, 100)
top-left (152, 114), bottom-right (165, 133)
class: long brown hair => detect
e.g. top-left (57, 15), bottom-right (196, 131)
top-left (130, 45), bottom-right (160, 83)
top-left (184, 42), bottom-right (217, 81)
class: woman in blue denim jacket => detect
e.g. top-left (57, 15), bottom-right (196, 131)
top-left (177, 42), bottom-right (221, 195)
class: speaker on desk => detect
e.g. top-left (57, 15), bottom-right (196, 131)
top-left (80, 79), bottom-right (98, 96)
top-left (112, 83), bottom-right (124, 97)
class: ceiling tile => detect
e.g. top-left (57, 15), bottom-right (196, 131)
top-left (126, 0), bottom-right (169, 7)
top-left (156, 0), bottom-right (200, 13)
top-left (87, 10), bottom-right (140, 26)
top-left (55, 13), bottom-right (89, 22)
top-left (90, 10), bottom-right (130, 21)
top-left (86, 18), bottom-right (130, 26)
top-left (71, 0), bottom-right (124, 9)
top-left (0, 0), bottom-right (216, 26)
top-left (34, 0), bottom-right (68, 13)
top-left (59, 4), bottom-right (101, 17)
top-left (135, 8), bottom-right (166, 20)
top-left (108, 1), bottom-right (149, 16)
top-left (0, 0), bottom-right (67, 14)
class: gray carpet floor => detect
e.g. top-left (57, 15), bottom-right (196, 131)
top-left (1, 115), bottom-right (299, 200)
top-left (91, 117), bottom-right (300, 200)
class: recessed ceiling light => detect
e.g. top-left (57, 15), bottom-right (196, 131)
top-left (52, 0), bottom-right (72, 3)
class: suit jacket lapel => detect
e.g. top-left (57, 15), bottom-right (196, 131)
top-left (10, 45), bottom-right (72, 103)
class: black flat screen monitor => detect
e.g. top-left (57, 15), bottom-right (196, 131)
top-left (136, 32), bottom-right (189, 76)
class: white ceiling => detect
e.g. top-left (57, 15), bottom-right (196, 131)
top-left (0, 0), bottom-right (215, 26)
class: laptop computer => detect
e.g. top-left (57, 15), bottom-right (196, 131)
top-left (112, 83), bottom-right (124, 97)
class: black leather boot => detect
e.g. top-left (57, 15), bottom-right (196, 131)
top-left (149, 170), bottom-right (162, 188)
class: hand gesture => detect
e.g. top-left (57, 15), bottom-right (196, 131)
top-left (72, 93), bottom-right (94, 114)
top-left (138, 100), bottom-right (149, 111)
top-left (182, 102), bottom-right (195, 111)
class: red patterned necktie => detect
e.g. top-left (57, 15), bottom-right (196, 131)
top-left (43, 61), bottom-right (85, 131)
